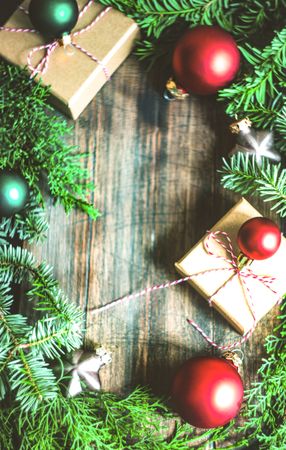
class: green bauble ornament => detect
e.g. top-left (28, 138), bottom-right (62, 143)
top-left (29, 0), bottom-right (79, 38)
top-left (0, 170), bottom-right (29, 217)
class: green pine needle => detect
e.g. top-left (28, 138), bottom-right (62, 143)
top-left (0, 196), bottom-right (49, 244)
top-left (0, 245), bottom-right (83, 411)
top-left (0, 61), bottom-right (99, 243)
top-left (220, 154), bottom-right (286, 217)
top-left (98, 0), bottom-right (285, 38)
top-left (101, 1), bottom-right (286, 156)
top-left (218, 27), bottom-right (286, 150)
top-left (1, 2), bottom-right (286, 447)
top-left (215, 299), bottom-right (286, 449)
top-left (0, 387), bottom-right (232, 449)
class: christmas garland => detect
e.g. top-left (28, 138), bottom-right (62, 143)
top-left (0, 61), bottom-right (99, 243)
top-left (98, 0), bottom-right (286, 217)
top-left (0, 244), bottom-right (83, 411)
top-left (0, 240), bottom-right (285, 448)
top-left (1, 1), bottom-right (286, 448)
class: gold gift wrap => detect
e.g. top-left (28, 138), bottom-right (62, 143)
top-left (175, 198), bottom-right (286, 335)
top-left (0, 0), bottom-right (140, 119)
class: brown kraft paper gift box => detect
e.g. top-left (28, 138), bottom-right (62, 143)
top-left (0, 0), bottom-right (140, 119)
top-left (175, 198), bottom-right (286, 335)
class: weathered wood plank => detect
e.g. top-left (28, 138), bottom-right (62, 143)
top-left (25, 55), bottom-right (281, 445)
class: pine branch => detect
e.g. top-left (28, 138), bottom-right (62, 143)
top-left (0, 387), bottom-right (232, 449)
top-left (99, 0), bottom-right (285, 38)
top-left (218, 27), bottom-right (286, 149)
top-left (21, 317), bottom-right (82, 359)
top-left (220, 154), bottom-right (286, 217)
top-left (215, 299), bottom-right (286, 449)
top-left (0, 246), bottom-right (83, 411)
top-left (0, 289), bottom-right (285, 447)
top-left (98, 2), bottom-right (286, 156)
top-left (0, 196), bottom-right (49, 244)
top-left (0, 61), bottom-right (99, 242)
top-left (9, 351), bottom-right (57, 411)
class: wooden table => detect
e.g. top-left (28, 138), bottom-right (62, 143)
top-left (27, 56), bottom-right (280, 447)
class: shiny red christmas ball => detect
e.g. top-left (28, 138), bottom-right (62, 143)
top-left (237, 217), bottom-right (281, 260)
top-left (172, 26), bottom-right (240, 95)
top-left (171, 356), bottom-right (244, 428)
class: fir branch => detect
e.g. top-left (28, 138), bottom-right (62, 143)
top-left (21, 317), bottom-right (82, 359)
top-left (0, 61), bottom-right (99, 242)
top-left (0, 246), bottom-right (83, 411)
top-left (0, 387), bottom-right (232, 450)
top-left (99, 0), bottom-right (286, 38)
top-left (215, 299), bottom-right (286, 449)
top-left (99, 0), bottom-right (234, 37)
top-left (1, 290), bottom-right (285, 447)
top-left (9, 351), bottom-right (57, 412)
top-left (105, 1), bottom-right (286, 158)
top-left (220, 154), bottom-right (286, 217)
top-left (218, 27), bottom-right (286, 149)
top-left (0, 196), bottom-right (48, 244)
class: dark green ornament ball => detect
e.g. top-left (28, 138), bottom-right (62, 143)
top-left (0, 170), bottom-right (29, 217)
top-left (29, 0), bottom-right (79, 38)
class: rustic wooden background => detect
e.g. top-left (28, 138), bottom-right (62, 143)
top-left (26, 55), bottom-right (280, 446)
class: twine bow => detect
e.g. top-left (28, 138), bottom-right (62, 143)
top-left (91, 231), bottom-right (281, 350)
top-left (187, 230), bottom-right (280, 349)
top-left (65, 347), bottom-right (112, 397)
top-left (0, 1), bottom-right (111, 79)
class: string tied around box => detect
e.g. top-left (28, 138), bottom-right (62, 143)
top-left (0, 1), bottom-right (111, 79)
top-left (90, 231), bottom-right (282, 350)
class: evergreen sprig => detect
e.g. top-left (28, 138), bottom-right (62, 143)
top-left (0, 246), bottom-right (83, 411)
top-left (220, 154), bottom-right (286, 217)
top-left (0, 2), bottom-right (285, 447)
top-left (0, 387), bottom-right (232, 450)
top-left (1, 292), bottom-right (286, 450)
top-left (219, 27), bottom-right (286, 151)
top-left (98, 0), bottom-right (285, 39)
top-left (0, 197), bottom-right (48, 244)
top-left (101, 1), bottom-right (286, 154)
top-left (215, 299), bottom-right (286, 449)
top-left (0, 61), bottom-right (99, 242)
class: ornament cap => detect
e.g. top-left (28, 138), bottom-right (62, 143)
top-left (164, 78), bottom-right (189, 100)
top-left (222, 351), bottom-right (243, 376)
top-left (59, 33), bottom-right (72, 47)
top-left (59, 33), bottom-right (75, 55)
top-left (230, 118), bottom-right (252, 134)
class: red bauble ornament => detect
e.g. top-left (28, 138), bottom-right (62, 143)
top-left (171, 356), bottom-right (244, 428)
top-left (172, 26), bottom-right (240, 95)
top-left (237, 217), bottom-right (281, 260)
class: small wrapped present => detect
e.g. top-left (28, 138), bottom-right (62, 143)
top-left (175, 198), bottom-right (286, 335)
top-left (0, 0), bottom-right (140, 119)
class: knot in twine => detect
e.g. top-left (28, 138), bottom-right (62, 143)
top-left (65, 347), bottom-right (112, 397)
top-left (187, 230), bottom-right (279, 349)
top-left (91, 231), bottom-right (281, 350)
top-left (0, 1), bottom-right (112, 79)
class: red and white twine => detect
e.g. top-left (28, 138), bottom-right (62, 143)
top-left (91, 231), bottom-right (282, 350)
top-left (0, 1), bottom-right (111, 78)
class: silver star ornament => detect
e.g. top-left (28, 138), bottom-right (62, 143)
top-left (65, 347), bottom-right (112, 397)
top-left (229, 118), bottom-right (281, 166)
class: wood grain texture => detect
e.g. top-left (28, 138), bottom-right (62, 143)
top-left (25, 55), bottom-right (282, 445)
